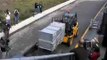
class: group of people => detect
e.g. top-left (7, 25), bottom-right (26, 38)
top-left (5, 9), bottom-right (20, 28)
top-left (4, 3), bottom-right (43, 28)
top-left (0, 2), bottom-right (43, 58)
top-left (3, 2), bottom-right (43, 29)
top-left (0, 2), bottom-right (43, 51)
top-left (5, 2), bottom-right (43, 28)
top-left (0, 9), bottom-right (19, 58)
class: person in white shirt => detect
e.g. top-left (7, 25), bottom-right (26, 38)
top-left (5, 9), bottom-right (11, 28)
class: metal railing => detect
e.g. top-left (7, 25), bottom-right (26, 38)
top-left (1, 52), bottom-right (75, 60)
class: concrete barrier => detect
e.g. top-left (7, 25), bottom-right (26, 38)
top-left (0, 0), bottom-right (75, 38)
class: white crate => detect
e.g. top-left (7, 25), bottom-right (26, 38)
top-left (38, 22), bottom-right (65, 51)
top-left (38, 31), bottom-right (64, 51)
top-left (39, 28), bottom-right (57, 42)
top-left (46, 25), bottom-right (61, 37)
top-left (50, 22), bottom-right (65, 32)
top-left (56, 32), bottom-right (64, 45)
top-left (38, 39), bottom-right (56, 51)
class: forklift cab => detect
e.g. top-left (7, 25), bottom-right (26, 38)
top-left (63, 13), bottom-right (77, 36)
top-left (63, 13), bottom-right (78, 46)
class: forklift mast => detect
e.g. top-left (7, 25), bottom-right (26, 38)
top-left (63, 13), bottom-right (77, 36)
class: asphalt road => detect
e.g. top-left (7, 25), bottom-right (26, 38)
top-left (1, 0), bottom-right (106, 58)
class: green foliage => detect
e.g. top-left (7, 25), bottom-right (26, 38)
top-left (13, 0), bottom-right (66, 20)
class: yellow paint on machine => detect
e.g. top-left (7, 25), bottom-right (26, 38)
top-left (75, 43), bottom-right (79, 48)
top-left (63, 36), bottom-right (68, 43)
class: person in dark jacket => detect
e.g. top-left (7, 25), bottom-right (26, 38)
top-left (0, 37), bottom-right (7, 52)
top-left (0, 19), bottom-right (10, 45)
top-left (39, 4), bottom-right (43, 12)
top-left (70, 40), bottom-right (89, 60)
top-left (35, 3), bottom-right (39, 13)
top-left (35, 3), bottom-right (43, 13)
top-left (0, 37), bottom-right (10, 58)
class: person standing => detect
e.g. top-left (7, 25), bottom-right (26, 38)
top-left (35, 3), bottom-right (39, 13)
top-left (0, 37), bottom-right (6, 58)
top-left (14, 9), bottom-right (19, 24)
top-left (0, 19), bottom-right (10, 58)
top-left (35, 3), bottom-right (43, 13)
top-left (39, 3), bottom-right (43, 13)
top-left (0, 19), bottom-right (10, 45)
top-left (5, 9), bottom-right (11, 28)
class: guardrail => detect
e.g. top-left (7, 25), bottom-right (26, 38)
top-left (1, 52), bottom-right (75, 60)
top-left (0, 0), bottom-right (76, 38)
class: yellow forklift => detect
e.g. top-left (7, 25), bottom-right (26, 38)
top-left (62, 12), bottom-right (78, 46)
top-left (52, 12), bottom-right (78, 46)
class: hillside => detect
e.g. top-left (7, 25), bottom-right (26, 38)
top-left (0, 0), bottom-right (66, 31)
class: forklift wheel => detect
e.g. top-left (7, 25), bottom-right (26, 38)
top-left (67, 38), bottom-right (72, 46)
